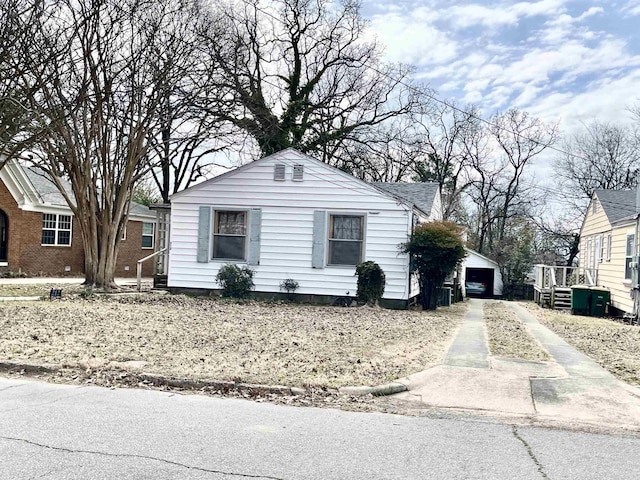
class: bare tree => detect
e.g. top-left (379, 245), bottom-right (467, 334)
top-left (411, 103), bottom-right (483, 221)
top-left (466, 108), bottom-right (557, 257)
top-left (142, 0), bottom-right (238, 203)
top-left (0, 0), bottom-right (41, 161)
top-left (554, 120), bottom-right (640, 209)
top-left (197, 0), bottom-right (419, 163)
top-left (8, 0), bottom-right (170, 289)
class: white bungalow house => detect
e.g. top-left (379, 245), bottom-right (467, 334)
top-left (165, 148), bottom-right (442, 308)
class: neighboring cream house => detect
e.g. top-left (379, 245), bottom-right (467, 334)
top-left (579, 189), bottom-right (637, 315)
top-left (165, 148), bottom-right (442, 308)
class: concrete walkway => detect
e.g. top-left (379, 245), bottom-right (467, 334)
top-left (392, 299), bottom-right (640, 432)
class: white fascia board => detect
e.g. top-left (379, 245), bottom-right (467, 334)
top-left (20, 203), bottom-right (74, 215)
top-left (128, 214), bottom-right (156, 222)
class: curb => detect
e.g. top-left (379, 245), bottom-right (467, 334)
top-left (338, 382), bottom-right (407, 397)
top-left (0, 359), bottom-right (407, 398)
top-left (0, 296), bottom-right (42, 302)
top-left (0, 360), bottom-right (307, 397)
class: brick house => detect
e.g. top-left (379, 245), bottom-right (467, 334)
top-left (0, 160), bottom-right (156, 277)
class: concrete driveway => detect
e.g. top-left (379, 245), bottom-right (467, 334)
top-left (391, 299), bottom-right (640, 432)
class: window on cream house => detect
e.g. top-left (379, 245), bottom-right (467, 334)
top-left (625, 234), bottom-right (635, 281)
top-left (41, 213), bottom-right (71, 246)
top-left (605, 233), bottom-right (612, 261)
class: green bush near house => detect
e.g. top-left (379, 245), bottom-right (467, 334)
top-left (401, 222), bottom-right (466, 311)
top-left (216, 264), bottom-right (255, 298)
top-left (355, 261), bottom-right (386, 306)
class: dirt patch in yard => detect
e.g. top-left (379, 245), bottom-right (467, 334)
top-left (0, 295), bottom-right (466, 389)
top-left (529, 305), bottom-right (640, 386)
top-left (484, 302), bottom-right (550, 361)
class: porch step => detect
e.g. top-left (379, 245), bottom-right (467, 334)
top-left (552, 287), bottom-right (571, 310)
top-left (153, 275), bottom-right (168, 289)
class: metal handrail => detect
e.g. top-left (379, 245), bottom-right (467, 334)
top-left (137, 247), bottom-right (168, 291)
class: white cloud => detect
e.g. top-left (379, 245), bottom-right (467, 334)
top-left (369, 8), bottom-right (458, 65)
top-left (623, 0), bottom-right (640, 15)
top-left (443, 0), bottom-right (568, 29)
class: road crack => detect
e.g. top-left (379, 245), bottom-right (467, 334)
top-left (512, 425), bottom-right (549, 479)
top-left (0, 436), bottom-right (285, 479)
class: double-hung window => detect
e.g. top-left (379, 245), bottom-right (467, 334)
top-left (213, 211), bottom-right (247, 260)
top-left (328, 215), bottom-right (364, 266)
top-left (625, 234), bottom-right (635, 281)
top-left (42, 213), bottom-right (71, 246)
top-left (142, 222), bottom-right (154, 249)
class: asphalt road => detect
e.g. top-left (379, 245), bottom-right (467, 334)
top-left (1, 377), bottom-right (639, 480)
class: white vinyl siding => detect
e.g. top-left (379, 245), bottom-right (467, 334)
top-left (41, 213), bottom-right (71, 246)
top-left (168, 151), bottom-right (413, 300)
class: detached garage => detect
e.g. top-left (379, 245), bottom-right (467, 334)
top-left (462, 249), bottom-right (503, 298)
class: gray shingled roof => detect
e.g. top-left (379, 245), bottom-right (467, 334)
top-left (23, 166), bottom-right (153, 218)
top-left (595, 189), bottom-right (637, 224)
top-left (372, 182), bottom-right (440, 216)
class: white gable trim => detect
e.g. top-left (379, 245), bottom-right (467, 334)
top-left (169, 148), bottom-right (412, 210)
top-left (465, 248), bottom-right (499, 267)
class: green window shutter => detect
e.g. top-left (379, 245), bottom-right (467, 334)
top-left (197, 206), bottom-right (211, 263)
top-left (312, 210), bottom-right (326, 269)
top-left (247, 208), bottom-right (262, 266)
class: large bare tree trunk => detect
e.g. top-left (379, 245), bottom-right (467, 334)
top-left (6, 0), bottom-right (170, 290)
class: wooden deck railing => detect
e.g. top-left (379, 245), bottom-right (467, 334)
top-left (533, 265), bottom-right (597, 290)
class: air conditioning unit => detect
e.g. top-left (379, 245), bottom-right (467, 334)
top-left (438, 287), bottom-right (452, 307)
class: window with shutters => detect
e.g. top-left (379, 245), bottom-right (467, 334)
top-left (213, 210), bottom-right (247, 260)
top-left (41, 213), bottom-right (72, 246)
top-left (328, 215), bottom-right (364, 265)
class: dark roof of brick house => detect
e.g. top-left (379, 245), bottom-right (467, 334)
top-left (23, 167), bottom-right (152, 218)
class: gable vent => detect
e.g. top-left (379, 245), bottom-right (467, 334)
top-left (274, 163), bottom-right (285, 181)
top-left (292, 164), bottom-right (304, 181)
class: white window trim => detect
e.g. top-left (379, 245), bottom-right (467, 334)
top-left (624, 232), bottom-right (635, 282)
top-left (326, 212), bottom-right (367, 267)
top-left (605, 233), bottom-right (612, 262)
top-left (210, 208), bottom-right (248, 262)
top-left (141, 222), bottom-right (155, 250)
top-left (596, 234), bottom-right (603, 264)
top-left (121, 225), bottom-right (127, 241)
top-left (41, 213), bottom-right (72, 247)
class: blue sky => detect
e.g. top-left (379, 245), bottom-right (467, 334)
top-left (362, 0), bottom-right (640, 133)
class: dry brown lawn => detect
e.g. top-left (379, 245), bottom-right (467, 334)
top-left (532, 306), bottom-right (640, 385)
top-left (0, 295), bottom-right (466, 388)
top-left (484, 301), bottom-right (549, 361)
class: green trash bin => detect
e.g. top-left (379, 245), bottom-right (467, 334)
top-left (589, 287), bottom-right (610, 317)
top-left (571, 285), bottom-right (591, 315)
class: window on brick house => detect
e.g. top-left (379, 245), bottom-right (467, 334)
top-left (41, 214), bottom-right (72, 246)
top-left (142, 222), bottom-right (154, 249)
